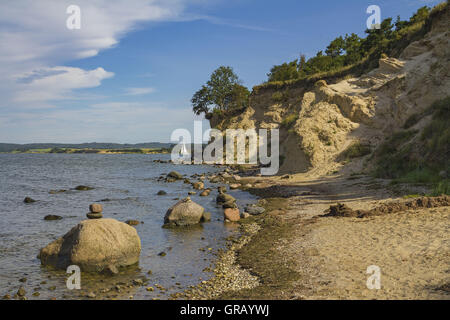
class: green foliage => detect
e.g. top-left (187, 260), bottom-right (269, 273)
top-left (374, 130), bottom-right (419, 179)
top-left (192, 66), bottom-right (250, 116)
top-left (326, 36), bottom-right (346, 58)
top-left (420, 97), bottom-right (450, 163)
top-left (271, 90), bottom-right (290, 103)
top-left (431, 180), bottom-right (449, 196)
top-left (267, 61), bottom-right (300, 82)
top-left (265, 3), bottom-right (444, 84)
top-left (374, 97), bottom-right (450, 193)
top-left (280, 113), bottom-right (299, 129)
top-left (341, 142), bottom-right (371, 160)
top-left (271, 92), bottom-right (283, 102)
top-left (192, 85), bottom-right (211, 116)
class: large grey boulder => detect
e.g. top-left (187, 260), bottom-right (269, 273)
top-left (164, 197), bottom-right (205, 227)
top-left (38, 219), bottom-right (141, 273)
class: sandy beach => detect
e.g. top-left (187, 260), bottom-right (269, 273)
top-left (184, 172), bottom-right (450, 300)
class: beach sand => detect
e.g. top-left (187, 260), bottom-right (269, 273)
top-left (188, 173), bottom-right (450, 300)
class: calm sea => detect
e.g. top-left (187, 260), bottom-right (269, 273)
top-left (0, 153), bottom-right (256, 299)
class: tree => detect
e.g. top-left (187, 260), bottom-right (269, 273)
top-left (192, 85), bottom-right (211, 116)
top-left (362, 17), bottom-right (394, 54)
top-left (394, 15), bottom-right (408, 31)
top-left (326, 36), bottom-right (346, 57)
top-left (344, 33), bottom-right (363, 65)
top-left (226, 83), bottom-right (250, 111)
top-left (191, 66), bottom-right (249, 116)
top-left (409, 6), bottom-right (430, 25)
top-left (267, 60), bottom-right (299, 82)
top-left (298, 54), bottom-right (307, 78)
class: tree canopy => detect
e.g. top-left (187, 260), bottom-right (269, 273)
top-left (192, 66), bottom-right (250, 116)
top-left (267, 6), bottom-right (435, 83)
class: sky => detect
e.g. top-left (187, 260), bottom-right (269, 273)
top-left (0, 0), bottom-right (443, 144)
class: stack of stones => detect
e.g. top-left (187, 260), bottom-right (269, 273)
top-left (87, 204), bottom-right (103, 219)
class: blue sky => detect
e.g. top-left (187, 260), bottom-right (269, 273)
top-left (0, 0), bottom-right (442, 143)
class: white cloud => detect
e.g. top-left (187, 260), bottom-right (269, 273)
top-left (0, 0), bottom-right (225, 142)
top-left (14, 67), bottom-right (114, 103)
top-left (0, 0), bottom-right (189, 109)
top-left (125, 87), bottom-right (156, 96)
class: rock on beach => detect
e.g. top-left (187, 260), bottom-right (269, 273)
top-left (38, 219), bottom-right (141, 273)
top-left (164, 197), bottom-right (205, 227)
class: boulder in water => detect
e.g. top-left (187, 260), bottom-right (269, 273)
top-left (75, 185), bottom-right (94, 191)
top-left (38, 219), bottom-right (141, 272)
top-left (218, 186), bottom-right (227, 194)
top-left (167, 171), bottom-right (183, 180)
top-left (222, 201), bottom-right (238, 209)
top-left (44, 215), bottom-right (63, 221)
top-left (164, 197), bottom-right (205, 227)
top-left (125, 220), bottom-right (141, 226)
top-left (193, 182), bottom-right (204, 190)
top-left (216, 193), bottom-right (236, 204)
top-left (201, 212), bottom-right (211, 222)
top-left (24, 197), bottom-right (36, 204)
top-left (245, 206), bottom-right (266, 216)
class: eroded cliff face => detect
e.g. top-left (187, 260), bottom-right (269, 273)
top-left (210, 5), bottom-right (449, 175)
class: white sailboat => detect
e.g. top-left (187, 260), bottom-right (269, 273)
top-left (180, 142), bottom-right (190, 163)
top-left (181, 143), bottom-right (189, 157)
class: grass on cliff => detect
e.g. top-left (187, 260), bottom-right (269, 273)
top-left (254, 2), bottom-right (448, 93)
top-left (374, 97), bottom-right (450, 194)
top-left (340, 141), bottom-right (372, 161)
top-left (280, 113), bottom-right (299, 129)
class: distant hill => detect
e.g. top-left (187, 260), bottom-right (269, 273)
top-left (0, 142), bottom-right (173, 153)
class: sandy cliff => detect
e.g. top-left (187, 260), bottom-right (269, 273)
top-left (210, 5), bottom-right (449, 176)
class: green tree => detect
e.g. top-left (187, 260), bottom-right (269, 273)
top-left (298, 54), bottom-right (307, 78)
top-left (409, 6), bottom-right (430, 25)
top-left (267, 60), bottom-right (299, 82)
top-left (192, 85), bottom-right (211, 116)
top-left (226, 83), bottom-right (250, 111)
top-left (326, 36), bottom-right (346, 57)
top-left (191, 66), bottom-right (249, 116)
top-left (394, 15), bottom-right (408, 31)
top-left (343, 33), bottom-right (363, 65)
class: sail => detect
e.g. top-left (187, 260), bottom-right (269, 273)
top-left (181, 143), bottom-right (188, 156)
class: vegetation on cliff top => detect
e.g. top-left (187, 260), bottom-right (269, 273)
top-left (259, 2), bottom-right (447, 90)
top-left (192, 66), bottom-right (250, 117)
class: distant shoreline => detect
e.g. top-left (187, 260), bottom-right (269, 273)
top-left (0, 148), bottom-right (171, 155)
